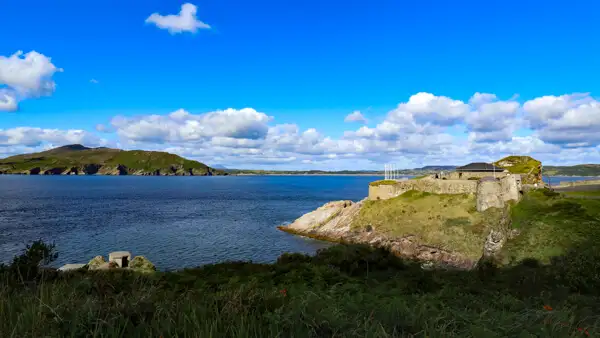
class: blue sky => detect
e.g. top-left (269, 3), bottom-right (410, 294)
top-left (1, 1), bottom-right (599, 169)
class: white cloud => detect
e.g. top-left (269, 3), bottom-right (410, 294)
top-left (398, 92), bottom-right (470, 126)
top-left (111, 108), bottom-right (272, 143)
top-left (344, 111), bottom-right (368, 124)
top-left (90, 79), bottom-right (99, 84)
top-left (0, 127), bottom-right (106, 150)
top-left (523, 93), bottom-right (600, 147)
top-left (0, 91), bottom-right (17, 112)
top-left (0, 51), bottom-right (62, 111)
top-left (465, 93), bottom-right (520, 143)
top-left (5, 91), bottom-right (600, 169)
top-left (146, 3), bottom-right (211, 34)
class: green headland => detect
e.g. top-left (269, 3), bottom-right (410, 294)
top-left (0, 144), bottom-right (225, 176)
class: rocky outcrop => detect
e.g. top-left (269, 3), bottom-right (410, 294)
top-left (279, 199), bottom-right (475, 269)
top-left (59, 251), bottom-right (156, 273)
top-left (129, 256), bottom-right (156, 273)
top-left (87, 255), bottom-right (106, 269)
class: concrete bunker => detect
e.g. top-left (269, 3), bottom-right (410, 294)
top-left (109, 251), bottom-right (132, 268)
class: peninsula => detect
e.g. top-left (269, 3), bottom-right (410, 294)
top-left (0, 144), bottom-right (226, 176)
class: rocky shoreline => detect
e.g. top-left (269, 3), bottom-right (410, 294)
top-left (0, 164), bottom-right (223, 176)
top-left (278, 199), bottom-right (514, 270)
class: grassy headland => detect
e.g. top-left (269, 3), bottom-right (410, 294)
top-left (352, 190), bottom-right (498, 260)
top-left (0, 144), bottom-right (225, 176)
top-left (2, 189), bottom-right (600, 337)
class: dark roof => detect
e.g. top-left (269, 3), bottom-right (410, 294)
top-left (456, 162), bottom-right (505, 172)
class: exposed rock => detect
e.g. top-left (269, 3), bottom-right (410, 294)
top-left (43, 167), bottom-right (67, 175)
top-left (58, 263), bottom-right (86, 271)
top-left (94, 261), bottom-right (119, 270)
top-left (482, 230), bottom-right (506, 258)
top-left (129, 256), bottom-right (156, 273)
top-left (87, 255), bottom-right (106, 270)
top-left (280, 199), bottom-right (476, 269)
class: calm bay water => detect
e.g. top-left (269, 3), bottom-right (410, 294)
top-left (0, 175), bottom-right (387, 270)
top-left (0, 174), bottom-right (595, 270)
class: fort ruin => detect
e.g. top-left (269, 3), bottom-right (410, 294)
top-left (369, 162), bottom-right (525, 212)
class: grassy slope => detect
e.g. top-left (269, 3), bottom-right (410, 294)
top-left (2, 191), bottom-right (600, 336)
top-left (351, 190), bottom-right (501, 260)
top-left (107, 150), bottom-right (209, 172)
top-left (494, 155), bottom-right (541, 184)
top-left (544, 164), bottom-right (600, 176)
top-left (2, 238), bottom-right (600, 336)
top-left (0, 145), bottom-right (217, 174)
top-left (502, 189), bottom-right (600, 264)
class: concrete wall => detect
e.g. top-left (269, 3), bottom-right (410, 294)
top-left (432, 171), bottom-right (510, 180)
top-left (369, 179), bottom-right (478, 201)
top-left (369, 174), bottom-right (523, 212)
top-left (476, 181), bottom-right (504, 211)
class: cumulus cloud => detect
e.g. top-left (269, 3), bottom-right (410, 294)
top-left (0, 51), bottom-right (62, 111)
top-left (146, 3), bottom-right (211, 34)
top-left (90, 79), bottom-right (99, 84)
top-left (110, 108), bottom-right (272, 143)
top-left (465, 93), bottom-right (520, 143)
top-left (5, 91), bottom-right (600, 169)
top-left (523, 93), bottom-right (600, 147)
top-left (344, 111), bottom-right (368, 124)
top-left (0, 127), bottom-right (107, 152)
top-left (0, 91), bottom-right (17, 112)
top-left (398, 92), bottom-right (470, 126)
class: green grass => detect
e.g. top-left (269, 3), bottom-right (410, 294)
top-left (3, 190), bottom-right (600, 337)
top-left (494, 156), bottom-right (541, 184)
top-left (561, 190), bottom-right (600, 197)
top-left (502, 189), bottom-right (600, 264)
top-left (2, 239), bottom-right (600, 337)
top-left (410, 174), bottom-right (429, 180)
top-left (350, 190), bottom-right (502, 260)
top-left (369, 179), bottom-right (398, 186)
top-left (544, 164), bottom-right (600, 177)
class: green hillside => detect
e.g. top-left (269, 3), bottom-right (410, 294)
top-left (0, 144), bottom-right (225, 176)
top-left (543, 164), bottom-right (600, 177)
top-left (494, 156), bottom-right (542, 184)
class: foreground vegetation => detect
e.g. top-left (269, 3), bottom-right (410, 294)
top-left (2, 189), bottom-right (600, 337)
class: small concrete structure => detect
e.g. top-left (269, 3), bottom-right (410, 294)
top-left (109, 251), bottom-right (132, 268)
top-left (58, 263), bottom-right (86, 271)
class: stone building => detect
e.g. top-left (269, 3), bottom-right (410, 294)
top-left (435, 162), bottom-right (509, 180)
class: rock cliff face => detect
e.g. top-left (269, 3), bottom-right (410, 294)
top-left (279, 200), bottom-right (477, 269)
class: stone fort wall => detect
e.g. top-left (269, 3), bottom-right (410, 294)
top-left (434, 171), bottom-right (510, 180)
top-left (369, 174), bottom-right (522, 212)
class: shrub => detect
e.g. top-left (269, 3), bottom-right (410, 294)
top-left (6, 239), bottom-right (58, 282)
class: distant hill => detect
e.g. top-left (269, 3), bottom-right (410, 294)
top-left (543, 164), bottom-right (600, 177)
top-left (0, 144), bottom-right (226, 176)
top-left (211, 164), bottom-right (228, 170)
